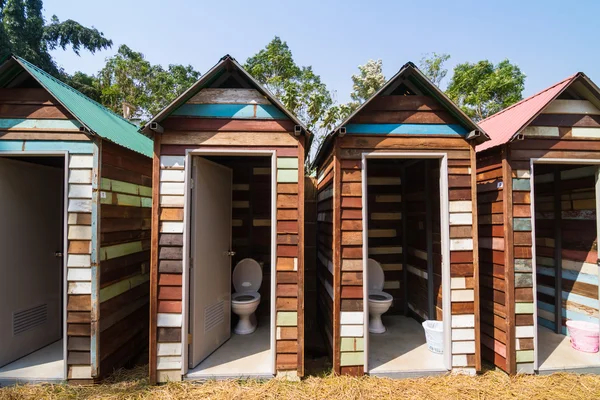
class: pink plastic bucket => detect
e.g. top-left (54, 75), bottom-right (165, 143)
top-left (566, 320), bottom-right (600, 353)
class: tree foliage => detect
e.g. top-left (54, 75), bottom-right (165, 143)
top-left (446, 59), bottom-right (525, 121)
top-left (0, 0), bottom-right (112, 76)
top-left (96, 45), bottom-right (200, 120)
top-left (419, 52), bottom-right (450, 87)
top-left (244, 37), bottom-right (333, 132)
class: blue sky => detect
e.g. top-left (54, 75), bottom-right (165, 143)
top-left (45, 0), bottom-right (599, 104)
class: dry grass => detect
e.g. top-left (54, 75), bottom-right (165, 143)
top-left (2, 365), bottom-right (600, 400)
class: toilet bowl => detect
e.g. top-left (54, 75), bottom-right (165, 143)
top-left (231, 258), bottom-right (262, 335)
top-left (367, 258), bottom-right (393, 334)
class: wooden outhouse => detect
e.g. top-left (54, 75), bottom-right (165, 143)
top-left (477, 73), bottom-right (600, 375)
top-left (0, 55), bottom-right (153, 384)
top-left (144, 55), bottom-right (307, 383)
top-left (313, 62), bottom-right (489, 377)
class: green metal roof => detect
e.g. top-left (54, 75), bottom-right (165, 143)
top-left (11, 56), bottom-right (153, 158)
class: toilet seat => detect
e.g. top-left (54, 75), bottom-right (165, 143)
top-left (232, 292), bottom-right (261, 304)
top-left (233, 258), bottom-right (262, 293)
top-left (368, 290), bottom-right (393, 303)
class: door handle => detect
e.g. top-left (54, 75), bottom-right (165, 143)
top-left (224, 251), bottom-right (236, 257)
top-left (54, 251), bottom-right (63, 258)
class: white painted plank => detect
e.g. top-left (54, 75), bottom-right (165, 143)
top-left (160, 195), bottom-right (185, 207)
top-left (68, 199), bottom-right (92, 213)
top-left (450, 238), bottom-right (474, 251)
top-left (160, 182), bottom-right (185, 195)
top-left (69, 155), bottom-right (94, 169)
top-left (68, 184), bottom-right (93, 199)
top-left (340, 312), bottom-right (364, 325)
top-left (188, 88), bottom-right (270, 104)
top-left (161, 156), bottom-right (185, 169)
top-left (157, 313), bottom-right (182, 327)
top-left (157, 356), bottom-right (182, 370)
top-left (452, 328), bottom-right (475, 341)
top-left (67, 254), bottom-right (91, 267)
top-left (157, 343), bottom-right (182, 356)
top-left (572, 127), bottom-right (600, 138)
top-left (68, 169), bottom-right (92, 184)
top-left (452, 341), bottom-right (475, 354)
top-left (449, 201), bottom-right (472, 213)
top-left (515, 325), bottom-right (535, 338)
top-left (340, 324), bottom-right (364, 337)
top-left (450, 277), bottom-right (466, 289)
top-left (449, 213), bottom-right (472, 225)
top-left (544, 99), bottom-right (600, 115)
top-left (68, 282), bottom-right (92, 294)
top-left (522, 126), bottom-right (559, 137)
top-left (452, 314), bottom-right (475, 328)
top-left (160, 222), bottom-right (184, 233)
top-left (451, 289), bottom-right (474, 302)
top-left (67, 268), bottom-right (92, 282)
top-left (69, 365), bottom-right (92, 379)
top-left (452, 354), bottom-right (468, 367)
top-left (68, 225), bottom-right (92, 240)
top-left (160, 169), bottom-right (186, 182)
top-left (514, 170), bottom-right (531, 178)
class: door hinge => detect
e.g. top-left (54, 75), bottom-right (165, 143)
top-left (190, 179), bottom-right (194, 190)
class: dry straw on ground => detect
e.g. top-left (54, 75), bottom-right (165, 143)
top-left (1, 365), bottom-right (600, 400)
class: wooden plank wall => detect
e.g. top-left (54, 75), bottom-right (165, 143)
top-left (304, 177), bottom-right (320, 353)
top-left (97, 141), bottom-right (152, 378)
top-left (316, 151), bottom-right (335, 364)
top-left (500, 96), bottom-right (600, 374)
top-left (476, 149), bottom-right (511, 372)
top-left (0, 87), bottom-right (98, 383)
top-left (151, 87), bottom-right (304, 382)
top-left (534, 165), bottom-right (598, 335)
top-left (331, 132), bottom-right (480, 374)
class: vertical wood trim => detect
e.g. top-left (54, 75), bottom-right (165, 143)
top-left (149, 133), bottom-right (161, 385)
top-left (553, 166), bottom-right (562, 334)
top-left (90, 139), bottom-right (101, 378)
top-left (470, 145), bottom-right (482, 372)
top-left (332, 143), bottom-right (342, 374)
top-left (426, 160), bottom-right (434, 318)
top-left (297, 138), bottom-right (305, 377)
top-left (502, 146), bottom-right (516, 374)
top-left (402, 166), bottom-right (408, 315)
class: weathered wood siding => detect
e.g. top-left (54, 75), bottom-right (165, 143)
top-left (97, 140), bottom-right (151, 378)
top-left (150, 88), bottom-right (305, 382)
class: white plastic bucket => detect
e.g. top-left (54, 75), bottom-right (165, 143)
top-left (566, 320), bottom-right (600, 353)
top-left (422, 320), bottom-right (444, 354)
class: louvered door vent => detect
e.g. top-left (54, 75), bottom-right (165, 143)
top-left (13, 304), bottom-right (47, 335)
top-left (204, 301), bottom-right (225, 333)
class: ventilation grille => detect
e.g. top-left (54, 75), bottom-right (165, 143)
top-left (204, 301), bottom-right (225, 333)
top-left (13, 304), bottom-right (47, 335)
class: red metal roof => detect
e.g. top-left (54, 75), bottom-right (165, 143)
top-left (477, 74), bottom-right (578, 152)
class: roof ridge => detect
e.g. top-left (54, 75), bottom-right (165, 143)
top-left (15, 56), bottom-right (139, 130)
top-left (480, 74), bottom-right (577, 124)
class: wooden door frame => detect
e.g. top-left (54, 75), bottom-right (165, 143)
top-left (529, 157), bottom-right (600, 372)
top-left (181, 149), bottom-right (277, 377)
top-left (0, 151), bottom-right (69, 380)
top-left (361, 151), bottom-right (452, 373)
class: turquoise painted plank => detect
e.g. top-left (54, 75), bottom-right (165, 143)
top-left (0, 140), bottom-right (94, 153)
top-left (172, 104), bottom-right (287, 119)
top-left (537, 266), bottom-right (555, 277)
top-left (562, 269), bottom-right (598, 285)
top-left (540, 285), bottom-right (600, 309)
top-left (538, 284), bottom-right (555, 297)
top-left (345, 123), bottom-right (468, 135)
top-left (512, 178), bottom-right (531, 191)
top-left (513, 218), bottom-right (532, 231)
top-left (538, 300), bottom-right (555, 313)
top-left (538, 317), bottom-right (556, 331)
top-left (562, 308), bottom-right (600, 324)
top-left (0, 118), bottom-right (81, 130)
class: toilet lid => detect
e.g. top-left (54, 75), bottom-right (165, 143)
top-left (367, 258), bottom-right (385, 291)
top-left (233, 258), bottom-right (262, 292)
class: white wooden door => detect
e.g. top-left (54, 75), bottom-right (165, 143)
top-left (0, 157), bottom-right (63, 368)
top-left (190, 157), bottom-right (233, 368)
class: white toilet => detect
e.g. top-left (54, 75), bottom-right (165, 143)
top-left (231, 258), bottom-right (263, 335)
top-left (367, 258), bottom-right (394, 334)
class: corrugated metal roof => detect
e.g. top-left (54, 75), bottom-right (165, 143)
top-left (312, 61), bottom-right (489, 167)
top-left (477, 74), bottom-right (578, 152)
top-left (11, 56), bottom-right (153, 158)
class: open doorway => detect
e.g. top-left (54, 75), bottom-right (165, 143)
top-left (533, 162), bottom-right (600, 372)
top-left (185, 153), bottom-right (275, 379)
top-left (363, 156), bottom-right (450, 376)
top-left (0, 155), bottom-right (66, 384)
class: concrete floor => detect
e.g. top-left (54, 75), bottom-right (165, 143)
top-left (0, 340), bottom-right (64, 384)
top-left (186, 321), bottom-right (272, 379)
top-left (538, 326), bottom-right (600, 372)
top-left (369, 315), bottom-right (446, 377)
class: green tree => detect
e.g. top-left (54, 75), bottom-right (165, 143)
top-left (0, 0), bottom-right (112, 76)
top-left (446, 59), bottom-right (526, 121)
top-left (419, 53), bottom-right (450, 87)
top-left (96, 45), bottom-right (201, 120)
top-left (244, 37), bottom-right (333, 132)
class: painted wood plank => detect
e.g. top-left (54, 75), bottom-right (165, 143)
top-left (68, 225), bottom-right (92, 240)
top-left (14, 141), bottom-right (94, 153)
top-left (99, 273), bottom-right (149, 302)
top-left (452, 315), bottom-right (475, 328)
top-left (512, 178), bottom-right (531, 191)
top-left (68, 199), bottom-right (92, 213)
top-left (277, 169), bottom-right (299, 183)
top-left (157, 313), bottom-right (182, 327)
top-left (340, 324), bottom-right (364, 337)
top-left (277, 157), bottom-right (299, 169)
top-left (451, 289), bottom-right (474, 302)
top-left (69, 365), bottom-right (92, 379)
top-left (452, 328), bottom-right (475, 341)
top-left (544, 100), bottom-right (600, 115)
top-left (160, 222), bottom-right (184, 233)
top-left (160, 195), bottom-right (184, 207)
top-left (68, 282), bottom-right (92, 294)
top-left (160, 169), bottom-right (185, 182)
top-left (345, 123), bottom-right (468, 135)
top-left (450, 238), bottom-right (474, 251)
top-left (157, 356), bottom-right (182, 370)
top-left (572, 127), bottom-right (600, 138)
top-left (340, 352), bottom-right (364, 366)
top-left (516, 350), bottom-right (534, 363)
top-left (160, 182), bottom-right (185, 195)
top-left (157, 343), bottom-right (182, 356)
top-left (521, 126), bottom-right (559, 137)
top-left (452, 341), bottom-right (475, 354)
top-left (513, 218), bottom-right (532, 231)
top-left (449, 212), bottom-right (472, 225)
top-left (340, 337), bottom-right (365, 352)
top-left (67, 254), bottom-right (91, 267)
top-left (451, 277), bottom-right (467, 289)
top-left (449, 201), bottom-right (472, 212)
top-left (67, 268), bottom-right (92, 281)
top-left (172, 104), bottom-right (287, 119)
top-left (515, 302), bottom-right (534, 314)
top-left (68, 184), bottom-right (93, 199)
top-left (0, 118), bottom-right (81, 129)
top-left (340, 312), bottom-right (364, 325)
top-left (69, 155), bottom-right (94, 169)
top-left (187, 88), bottom-right (270, 105)
top-left (160, 156), bottom-right (185, 169)
top-left (99, 241), bottom-right (143, 261)
top-left (515, 325), bottom-right (534, 338)
top-left (276, 311), bottom-right (298, 326)
top-left (69, 169), bottom-right (92, 184)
